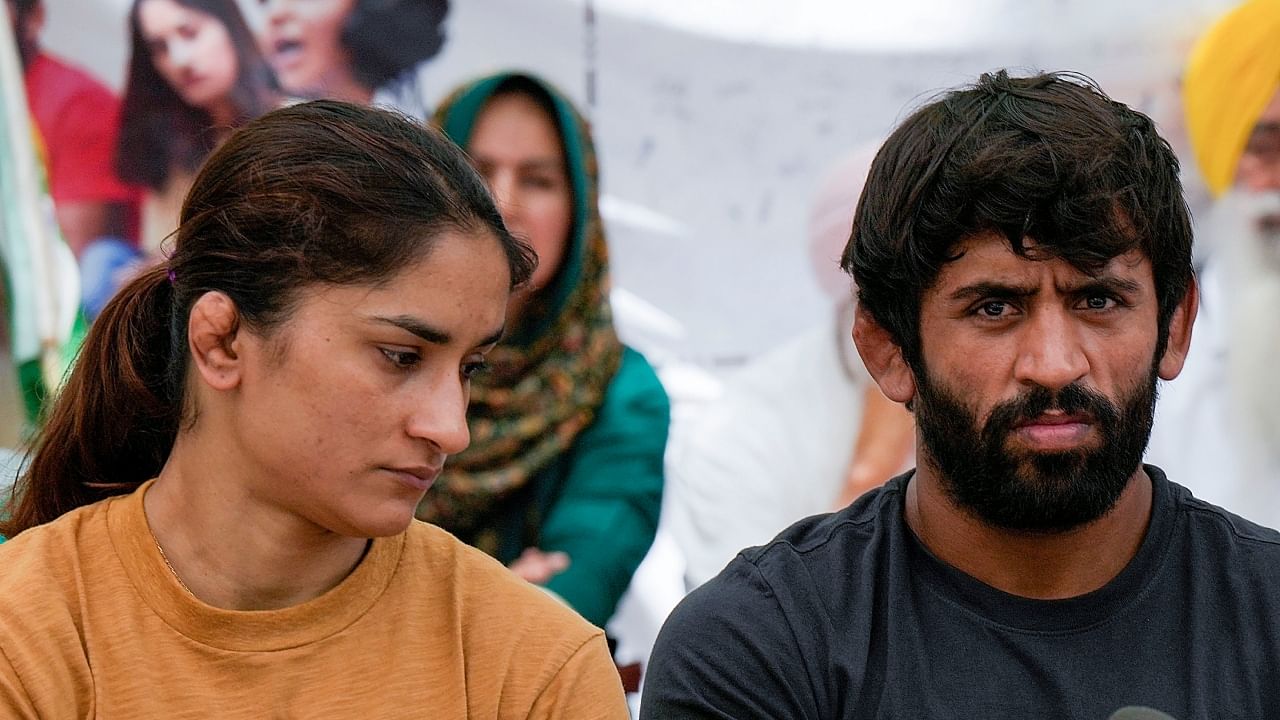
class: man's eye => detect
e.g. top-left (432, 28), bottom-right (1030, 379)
top-left (380, 348), bottom-right (420, 369)
top-left (978, 301), bottom-right (1009, 317)
top-left (1083, 295), bottom-right (1115, 311)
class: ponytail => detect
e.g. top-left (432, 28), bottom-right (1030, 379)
top-left (0, 265), bottom-right (183, 538)
top-left (3, 100), bottom-right (534, 537)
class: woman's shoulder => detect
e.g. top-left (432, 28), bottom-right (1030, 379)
top-left (0, 498), bottom-right (116, 592)
top-left (402, 520), bottom-right (603, 636)
top-left (398, 522), bottom-right (620, 702)
top-left (0, 500), bottom-right (116, 701)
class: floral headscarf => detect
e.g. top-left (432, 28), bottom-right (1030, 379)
top-left (417, 72), bottom-right (623, 541)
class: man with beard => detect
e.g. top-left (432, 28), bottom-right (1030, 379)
top-left (1146, 0), bottom-right (1280, 526)
top-left (641, 71), bottom-right (1280, 719)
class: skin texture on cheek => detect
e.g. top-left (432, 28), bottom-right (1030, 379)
top-left (215, 233), bottom-right (511, 539)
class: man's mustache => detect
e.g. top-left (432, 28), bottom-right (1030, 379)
top-left (986, 383), bottom-right (1116, 436)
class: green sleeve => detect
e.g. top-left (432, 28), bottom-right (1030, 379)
top-left (542, 347), bottom-right (669, 627)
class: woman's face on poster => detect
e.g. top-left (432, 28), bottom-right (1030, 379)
top-left (138, 0), bottom-right (240, 111)
top-left (259, 0), bottom-right (357, 97)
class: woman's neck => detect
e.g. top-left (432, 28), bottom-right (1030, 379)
top-left (144, 432), bottom-right (369, 611)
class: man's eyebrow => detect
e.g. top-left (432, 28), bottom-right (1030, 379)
top-left (370, 315), bottom-right (505, 347)
top-left (947, 282), bottom-right (1038, 303)
top-left (1064, 276), bottom-right (1143, 296)
top-left (947, 276), bottom-right (1143, 303)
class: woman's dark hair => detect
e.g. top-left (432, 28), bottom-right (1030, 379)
top-left (1, 100), bottom-right (536, 537)
top-left (842, 70), bottom-right (1194, 370)
top-left (9, 0), bottom-right (37, 23)
top-left (115, 0), bottom-right (279, 191)
top-left (342, 0), bottom-right (449, 91)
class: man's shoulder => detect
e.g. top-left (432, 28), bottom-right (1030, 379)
top-left (736, 475), bottom-right (904, 575)
top-left (642, 476), bottom-right (909, 719)
top-left (661, 477), bottom-right (906, 634)
top-left (1169, 478), bottom-right (1280, 553)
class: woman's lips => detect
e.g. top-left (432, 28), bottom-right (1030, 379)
top-left (270, 39), bottom-right (306, 70)
top-left (387, 466), bottom-right (442, 492)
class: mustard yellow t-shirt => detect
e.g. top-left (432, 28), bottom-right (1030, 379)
top-left (0, 481), bottom-right (629, 718)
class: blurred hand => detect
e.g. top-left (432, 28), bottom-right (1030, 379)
top-left (834, 466), bottom-right (887, 509)
top-left (508, 548), bottom-right (571, 585)
top-left (832, 386), bottom-right (916, 511)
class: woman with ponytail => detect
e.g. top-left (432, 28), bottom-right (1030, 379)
top-left (0, 100), bottom-right (629, 718)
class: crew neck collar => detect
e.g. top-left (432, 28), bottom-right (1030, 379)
top-left (107, 480), bottom-right (405, 651)
top-left (898, 465), bottom-right (1176, 633)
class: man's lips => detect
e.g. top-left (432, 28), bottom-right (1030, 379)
top-left (1011, 413), bottom-right (1094, 450)
top-left (1015, 412), bottom-right (1091, 428)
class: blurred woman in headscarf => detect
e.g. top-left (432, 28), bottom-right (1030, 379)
top-left (424, 72), bottom-right (669, 629)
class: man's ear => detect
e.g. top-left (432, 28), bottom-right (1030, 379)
top-left (852, 304), bottom-right (916, 406)
top-left (187, 291), bottom-right (245, 392)
top-left (1157, 274), bottom-right (1199, 381)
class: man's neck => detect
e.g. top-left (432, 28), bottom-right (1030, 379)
top-left (143, 431), bottom-right (370, 611)
top-left (904, 463), bottom-right (1153, 600)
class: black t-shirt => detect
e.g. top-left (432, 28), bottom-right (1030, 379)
top-left (642, 466), bottom-right (1280, 719)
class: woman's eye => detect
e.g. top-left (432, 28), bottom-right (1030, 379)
top-left (380, 348), bottom-right (420, 369)
top-left (461, 360), bottom-right (489, 380)
top-left (522, 175), bottom-right (555, 190)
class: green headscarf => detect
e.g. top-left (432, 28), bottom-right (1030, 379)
top-left (417, 72), bottom-right (624, 542)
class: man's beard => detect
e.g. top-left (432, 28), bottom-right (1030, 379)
top-left (913, 367), bottom-right (1158, 533)
top-left (1206, 191), bottom-right (1280, 454)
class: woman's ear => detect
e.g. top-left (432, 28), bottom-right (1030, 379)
top-left (1157, 274), bottom-right (1199, 381)
top-left (852, 304), bottom-right (917, 407)
top-left (187, 291), bottom-right (244, 392)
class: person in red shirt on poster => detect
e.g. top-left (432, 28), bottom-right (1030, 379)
top-left (8, 0), bottom-right (140, 257)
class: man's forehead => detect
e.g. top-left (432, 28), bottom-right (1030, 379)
top-left (932, 232), bottom-right (1151, 289)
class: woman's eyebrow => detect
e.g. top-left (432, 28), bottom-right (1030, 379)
top-left (370, 314), bottom-right (505, 347)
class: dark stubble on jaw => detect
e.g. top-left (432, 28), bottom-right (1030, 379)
top-left (913, 365), bottom-right (1159, 533)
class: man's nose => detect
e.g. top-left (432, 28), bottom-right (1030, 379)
top-left (1012, 309), bottom-right (1089, 392)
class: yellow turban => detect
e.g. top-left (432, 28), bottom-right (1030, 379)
top-left (1184, 0), bottom-right (1280, 196)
